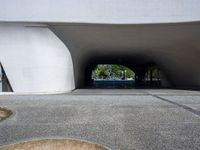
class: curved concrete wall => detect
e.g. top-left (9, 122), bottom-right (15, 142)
top-left (0, 1), bottom-right (200, 92)
top-left (0, 0), bottom-right (200, 24)
top-left (49, 22), bottom-right (200, 89)
top-left (0, 24), bottom-right (75, 94)
top-left (1, 22), bottom-right (200, 92)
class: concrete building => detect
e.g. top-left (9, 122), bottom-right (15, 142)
top-left (0, 0), bottom-right (200, 94)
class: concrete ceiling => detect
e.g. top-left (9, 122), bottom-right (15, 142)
top-left (49, 22), bottom-right (200, 89)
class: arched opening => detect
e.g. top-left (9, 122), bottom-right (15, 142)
top-left (91, 64), bottom-right (135, 88)
top-left (84, 63), bottom-right (170, 89)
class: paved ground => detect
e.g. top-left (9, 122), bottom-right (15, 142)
top-left (0, 89), bottom-right (200, 150)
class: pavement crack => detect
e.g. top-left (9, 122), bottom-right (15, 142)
top-left (150, 94), bottom-right (200, 117)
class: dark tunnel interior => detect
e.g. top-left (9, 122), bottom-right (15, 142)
top-left (82, 55), bottom-right (173, 89)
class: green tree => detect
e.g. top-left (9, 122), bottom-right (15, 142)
top-left (92, 64), bottom-right (135, 80)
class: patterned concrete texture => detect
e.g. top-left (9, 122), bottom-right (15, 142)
top-left (0, 89), bottom-right (200, 150)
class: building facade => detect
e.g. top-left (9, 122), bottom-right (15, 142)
top-left (0, 0), bottom-right (200, 93)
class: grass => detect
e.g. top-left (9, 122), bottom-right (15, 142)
top-left (0, 139), bottom-right (109, 150)
top-left (0, 107), bottom-right (12, 122)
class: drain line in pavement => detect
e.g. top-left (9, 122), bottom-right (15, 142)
top-left (149, 94), bottom-right (200, 117)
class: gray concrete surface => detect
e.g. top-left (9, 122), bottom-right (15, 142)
top-left (50, 22), bottom-right (200, 89)
top-left (0, 89), bottom-right (200, 150)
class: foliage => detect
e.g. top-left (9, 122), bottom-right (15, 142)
top-left (92, 64), bottom-right (135, 80)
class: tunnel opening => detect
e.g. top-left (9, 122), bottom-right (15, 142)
top-left (85, 63), bottom-right (166, 89)
top-left (91, 64), bottom-right (135, 88)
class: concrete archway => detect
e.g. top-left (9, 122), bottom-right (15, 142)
top-left (81, 58), bottom-right (172, 89)
top-left (0, 0), bottom-right (200, 93)
top-left (50, 22), bottom-right (200, 90)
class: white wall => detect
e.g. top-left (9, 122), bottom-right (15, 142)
top-left (0, 0), bottom-right (200, 24)
top-left (0, 23), bottom-right (75, 94)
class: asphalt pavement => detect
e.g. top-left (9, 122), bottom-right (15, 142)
top-left (0, 89), bottom-right (200, 150)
